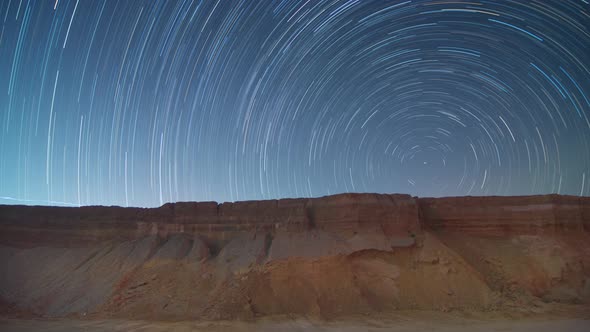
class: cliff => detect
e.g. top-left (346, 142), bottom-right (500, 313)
top-left (0, 194), bottom-right (419, 249)
top-left (419, 195), bottom-right (590, 234)
top-left (0, 193), bottom-right (589, 320)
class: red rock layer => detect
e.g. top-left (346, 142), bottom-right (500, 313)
top-left (419, 194), bottom-right (590, 235)
top-left (0, 193), bottom-right (419, 248)
top-left (1, 193), bottom-right (588, 248)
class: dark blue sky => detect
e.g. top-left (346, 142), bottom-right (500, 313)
top-left (0, 0), bottom-right (589, 207)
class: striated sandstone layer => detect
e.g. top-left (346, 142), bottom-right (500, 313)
top-left (0, 193), bottom-right (589, 320)
top-left (419, 195), bottom-right (590, 234)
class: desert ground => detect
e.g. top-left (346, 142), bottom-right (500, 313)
top-left (1, 311), bottom-right (589, 332)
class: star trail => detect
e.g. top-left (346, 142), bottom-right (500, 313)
top-left (0, 0), bottom-right (589, 207)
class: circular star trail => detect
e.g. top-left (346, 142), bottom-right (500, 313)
top-left (0, 0), bottom-right (589, 207)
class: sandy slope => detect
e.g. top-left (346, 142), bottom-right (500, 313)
top-left (1, 230), bottom-right (589, 320)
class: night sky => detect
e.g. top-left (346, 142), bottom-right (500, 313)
top-left (0, 0), bottom-right (589, 207)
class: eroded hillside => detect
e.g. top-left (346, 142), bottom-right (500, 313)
top-left (0, 194), bottom-right (589, 320)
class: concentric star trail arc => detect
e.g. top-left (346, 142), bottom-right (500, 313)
top-left (0, 0), bottom-right (589, 207)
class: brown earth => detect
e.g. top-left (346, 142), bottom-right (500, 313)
top-left (0, 193), bottom-right (589, 322)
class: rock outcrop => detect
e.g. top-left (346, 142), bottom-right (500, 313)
top-left (0, 193), bottom-right (420, 249)
top-left (419, 194), bottom-right (590, 234)
top-left (0, 193), bottom-right (588, 320)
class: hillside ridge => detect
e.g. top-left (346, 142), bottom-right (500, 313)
top-left (0, 193), bottom-right (589, 320)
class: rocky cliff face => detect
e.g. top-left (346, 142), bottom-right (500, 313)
top-left (0, 193), bottom-right (420, 249)
top-left (0, 193), bottom-right (589, 320)
top-left (419, 195), bottom-right (590, 234)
